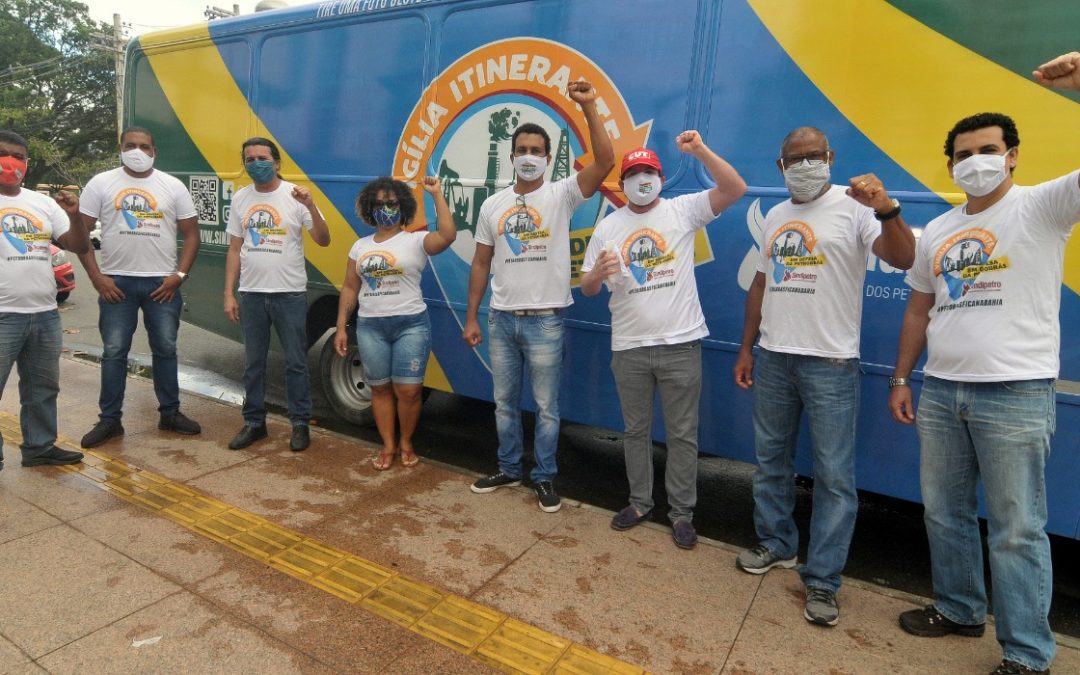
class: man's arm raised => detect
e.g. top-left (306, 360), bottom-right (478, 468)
top-left (675, 130), bottom-right (747, 216)
top-left (1032, 51), bottom-right (1080, 190)
top-left (568, 78), bottom-right (615, 198)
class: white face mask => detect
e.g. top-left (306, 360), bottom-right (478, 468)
top-left (783, 160), bottom-right (830, 203)
top-left (952, 150), bottom-right (1011, 197)
top-left (513, 154), bottom-right (547, 182)
top-left (120, 148), bottom-right (154, 173)
top-left (622, 171), bottom-right (662, 206)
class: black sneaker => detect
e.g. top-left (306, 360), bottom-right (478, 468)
top-left (534, 481), bottom-right (561, 513)
top-left (989, 659), bottom-right (1049, 675)
top-left (159, 412), bottom-right (201, 435)
top-left (898, 605), bottom-right (985, 638)
top-left (81, 419), bottom-right (124, 448)
top-left (290, 424), bottom-right (310, 452)
top-left (470, 471), bottom-right (521, 494)
top-left (22, 446), bottom-right (84, 467)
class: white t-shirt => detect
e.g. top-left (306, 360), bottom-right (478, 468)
top-left (0, 189), bottom-right (71, 313)
top-left (226, 181), bottom-right (315, 292)
top-left (906, 171), bottom-right (1080, 382)
top-left (757, 185), bottom-right (881, 359)
top-left (474, 177), bottom-right (586, 310)
top-left (79, 167), bottom-right (197, 276)
top-left (582, 191), bottom-right (717, 351)
top-left (348, 230), bottom-right (429, 317)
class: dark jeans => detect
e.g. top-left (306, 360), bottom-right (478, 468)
top-left (239, 291), bottom-right (311, 426)
top-left (98, 275), bottom-right (182, 420)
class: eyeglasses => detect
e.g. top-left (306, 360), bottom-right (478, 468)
top-left (780, 151), bottom-right (830, 169)
top-left (373, 200), bottom-right (399, 209)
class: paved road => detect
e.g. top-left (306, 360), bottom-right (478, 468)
top-left (56, 259), bottom-right (1080, 638)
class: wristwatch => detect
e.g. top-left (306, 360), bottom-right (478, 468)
top-left (875, 199), bottom-right (902, 221)
top-left (888, 376), bottom-right (909, 388)
top-left (176, 271), bottom-right (188, 282)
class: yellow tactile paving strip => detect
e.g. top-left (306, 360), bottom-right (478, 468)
top-left (0, 413), bottom-right (643, 675)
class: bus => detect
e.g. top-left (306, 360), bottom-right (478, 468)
top-left (124, 0), bottom-right (1080, 539)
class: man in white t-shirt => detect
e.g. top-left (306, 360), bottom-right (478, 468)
top-left (463, 78), bottom-right (614, 513)
top-left (76, 127), bottom-right (201, 448)
top-left (0, 130), bottom-right (88, 469)
top-left (581, 134), bottom-right (746, 549)
top-left (733, 127), bottom-right (916, 627)
top-left (224, 137), bottom-right (330, 452)
top-left (889, 53), bottom-right (1080, 675)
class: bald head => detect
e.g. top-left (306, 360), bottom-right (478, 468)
top-left (780, 126), bottom-right (829, 157)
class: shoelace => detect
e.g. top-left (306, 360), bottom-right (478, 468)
top-left (750, 544), bottom-right (772, 559)
top-left (806, 588), bottom-right (834, 605)
top-left (536, 482), bottom-right (554, 496)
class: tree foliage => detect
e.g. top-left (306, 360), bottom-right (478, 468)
top-left (0, 0), bottom-right (119, 188)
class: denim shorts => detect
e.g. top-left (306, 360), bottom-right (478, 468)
top-left (355, 310), bottom-right (431, 385)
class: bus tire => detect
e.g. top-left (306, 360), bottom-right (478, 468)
top-left (318, 328), bottom-right (375, 427)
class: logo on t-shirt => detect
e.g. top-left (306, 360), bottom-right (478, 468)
top-left (767, 221), bottom-right (825, 285)
top-left (497, 201), bottom-right (549, 257)
top-left (932, 228), bottom-right (1009, 300)
top-left (114, 188), bottom-right (164, 232)
top-left (0, 208), bottom-right (49, 256)
top-left (358, 250), bottom-right (405, 291)
top-left (243, 204), bottom-right (287, 249)
top-left (622, 228), bottom-right (676, 287)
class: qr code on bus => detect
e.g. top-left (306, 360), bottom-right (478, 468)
top-left (189, 176), bottom-right (220, 225)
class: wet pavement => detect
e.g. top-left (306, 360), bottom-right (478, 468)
top-left (1, 356), bottom-right (1079, 674)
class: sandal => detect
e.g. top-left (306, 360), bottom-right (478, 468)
top-left (372, 450), bottom-right (395, 471)
top-left (400, 448), bottom-right (420, 468)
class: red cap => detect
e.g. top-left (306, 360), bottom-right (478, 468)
top-left (620, 147), bottom-right (662, 178)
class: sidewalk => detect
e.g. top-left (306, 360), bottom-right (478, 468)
top-left (0, 356), bottom-right (1077, 674)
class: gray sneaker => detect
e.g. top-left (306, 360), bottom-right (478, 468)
top-left (804, 587), bottom-right (839, 627)
top-left (736, 544), bottom-right (798, 574)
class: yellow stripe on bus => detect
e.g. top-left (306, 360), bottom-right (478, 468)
top-left (138, 25), bottom-right (344, 292)
top-left (138, 26), bottom-right (454, 390)
top-left (748, 0), bottom-right (1080, 295)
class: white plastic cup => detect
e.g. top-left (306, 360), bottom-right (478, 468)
top-left (604, 242), bottom-right (620, 282)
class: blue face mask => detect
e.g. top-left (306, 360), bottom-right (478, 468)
top-left (245, 160), bottom-right (276, 185)
top-left (372, 205), bottom-right (401, 229)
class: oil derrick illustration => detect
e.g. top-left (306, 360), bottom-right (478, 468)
top-left (551, 127), bottom-right (571, 182)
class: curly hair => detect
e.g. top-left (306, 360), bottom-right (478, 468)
top-left (944, 112), bottom-right (1019, 158)
top-left (355, 176), bottom-right (417, 227)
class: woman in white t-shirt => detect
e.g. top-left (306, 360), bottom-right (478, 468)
top-left (334, 176), bottom-right (455, 470)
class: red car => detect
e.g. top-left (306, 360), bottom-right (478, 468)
top-left (51, 243), bottom-right (75, 303)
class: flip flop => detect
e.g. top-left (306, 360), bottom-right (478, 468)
top-left (400, 449), bottom-right (420, 467)
top-left (372, 450), bottom-right (395, 471)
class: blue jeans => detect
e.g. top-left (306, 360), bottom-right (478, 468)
top-left (751, 348), bottom-right (859, 593)
top-left (239, 291), bottom-right (311, 426)
top-left (611, 341), bottom-right (701, 523)
top-left (916, 376), bottom-right (1056, 671)
top-left (488, 309), bottom-right (564, 483)
top-left (98, 275), bottom-right (182, 421)
top-left (0, 310), bottom-right (61, 461)
top-left (355, 310), bottom-right (431, 386)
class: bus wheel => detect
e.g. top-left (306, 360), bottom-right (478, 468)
top-left (318, 330), bottom-right (375, 427)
